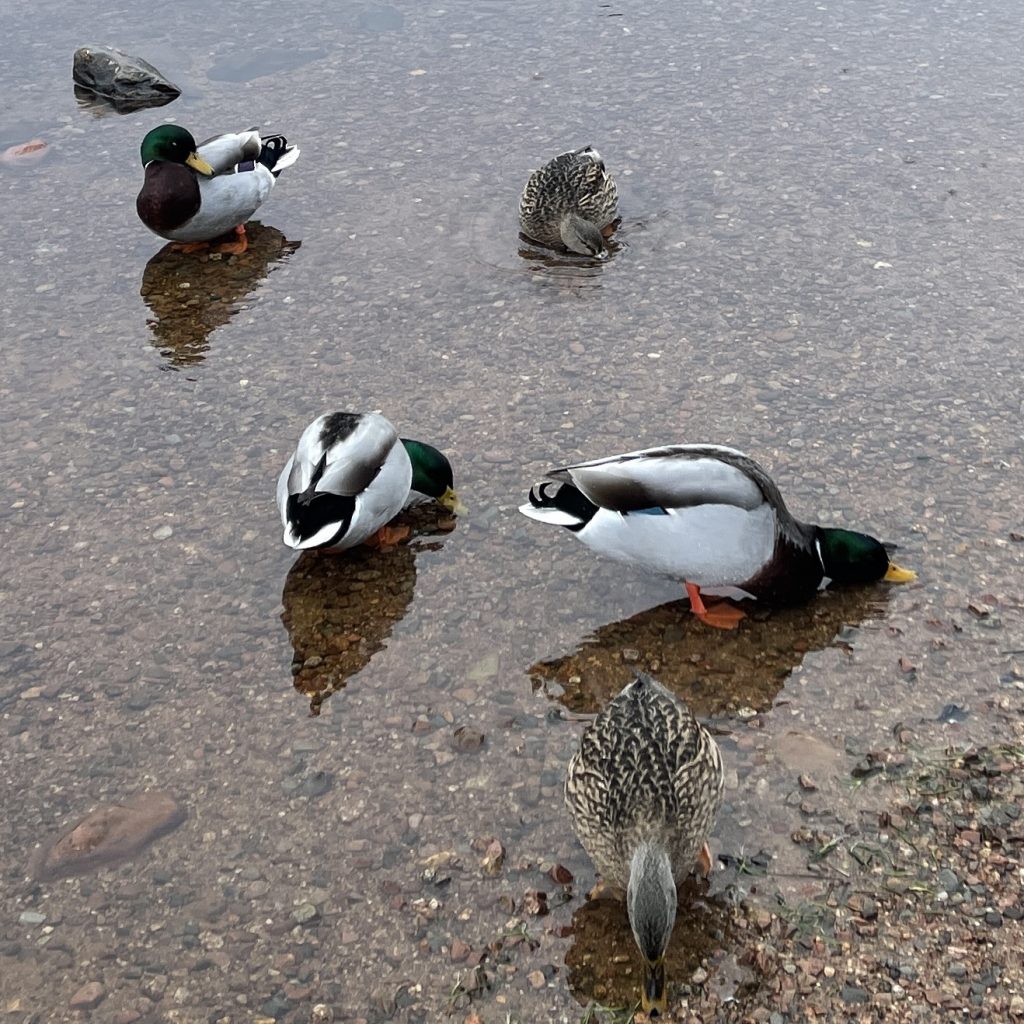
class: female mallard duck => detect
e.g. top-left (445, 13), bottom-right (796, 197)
top-left (136, 124), bottom-right (299, 254)
top-left (520, 443), bottom-right (916, 628)
top-left (518, 145), bottom-right (619, 256)
top-left (276, 411), bottom-right (461, 552)
top-left (566, 672), bottom-right (724, 1014)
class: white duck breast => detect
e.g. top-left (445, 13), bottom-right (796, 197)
top-left (164, 173), bottom-right (273, 241)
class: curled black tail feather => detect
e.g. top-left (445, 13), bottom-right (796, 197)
top-left (259, 135), bottom-right (292, 176)
top-left (530, 481), bottom-right (598, 531)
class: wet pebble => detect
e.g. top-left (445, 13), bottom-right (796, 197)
top-left (69, 982), bottom-right (105, 1010)
top-left (451, 725), bottom-right (485, 752)
top-left (292, 903), bottom-right (319, 925)
top-left (479, 839), bottom-right (505, 876)
top-left (282, 768), bottom-right (333, 799)
top-left (840, 985), bottom-right (869, 1004)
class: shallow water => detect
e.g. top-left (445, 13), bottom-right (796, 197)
top-left (1, 0), bottom-right (1023, 1020)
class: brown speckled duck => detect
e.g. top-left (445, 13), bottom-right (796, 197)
top-left (518, 145), bottom-right (619, 256)
top-left (565, 673), bottom-right (724, 1015)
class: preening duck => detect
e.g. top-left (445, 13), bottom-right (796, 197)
top-left (518, 145), bottom-right (619, 256)
top-left (137, 124), bottom-right (299, 254)
top-left (277, 412), bottom-right (460, 552)
top-left (520, 443), bottom-right (916, 628)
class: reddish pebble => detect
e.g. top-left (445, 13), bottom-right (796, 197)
top-left (69, 982), bottom-right (105, 1010)
top-left (1, 139), bottom-right (48, 165)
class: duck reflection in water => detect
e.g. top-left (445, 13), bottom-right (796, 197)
top-left (280, 508), bottom-right (453, 715)
top-left (530, 585), bottom-right (891, 718)
top-left (140, 221), bottom-right (299, 369)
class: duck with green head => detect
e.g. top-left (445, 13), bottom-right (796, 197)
top-left (137, 123), bottom-right (299, 254)
top-left (276, 411), bottom-right (462, 552)
top-left (520, 443), bottom-right (916, 628)
top-left (566, 672), bottom-right (724, 1015)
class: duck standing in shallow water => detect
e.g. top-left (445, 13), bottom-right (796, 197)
top-left (277, 411), bottom-right (461, 553)
top-left (518, 145), bottom-right (619, 256)
top-left (521, 443), bottom-right (916, 628)
top-left (566, 672), bottom-right (724, 1015)
top-left (136, 124), bottom-right (299, 254)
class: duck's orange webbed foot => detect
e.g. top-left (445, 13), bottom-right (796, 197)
top-left (364, 524), bottom-right (412, 550)
top-left (214, 224), bottom-right (248, 255)
top-left (698, 841), bottom-right (714, 878)
top-left (685, 581), bottom-right (746, 630)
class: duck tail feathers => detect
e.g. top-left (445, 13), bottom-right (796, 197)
top-left (259, 135), bottom-right (300, 177)
top-left (518, 481), bottom-right (597, 530)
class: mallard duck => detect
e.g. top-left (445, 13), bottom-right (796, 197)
top-left (566, 672), bottom-right (724, 1014)
top-left (276, 412), bottom-right (461, 552)
top-left (137, 124), bottom-right (299, 254)
top-left (520, 443), bottom-right (916, 628)
top-left (518, 145), bottom-right (619, 256)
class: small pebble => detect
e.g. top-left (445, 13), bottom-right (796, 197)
top-left (292, 903), bottom-right (319, 925)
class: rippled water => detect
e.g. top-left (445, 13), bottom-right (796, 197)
top-left (2, 0), bottom-right (1022, 1020)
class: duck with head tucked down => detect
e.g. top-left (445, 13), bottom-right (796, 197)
top-left (566, 672), bottom-right (724, 1015)
top-left (520, 442), bottom-right (916, 628)
top-left (519, 145), bottom-right (619, 257)
top-left (277, 411), bottom-right (461, 553)
top-left (137, 124), bottom-right (300, 254)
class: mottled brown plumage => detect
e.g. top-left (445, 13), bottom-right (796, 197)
top-left (566, 672), bottom-right (723, 887)
top-left (519, 145), bottom-right (618, 255)
top-left (565, 672), bottom-right (723, 1012)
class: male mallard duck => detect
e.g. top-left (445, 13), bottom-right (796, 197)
top-left (566, 672), bottom-right (724, 1015)
top-left (520, 443), bottom-right (916, 628)
top-left (137, 124), bottom-right (299, 254)
top-left (276, 412), bottom-right (461, 552)
top-left (518, 145), bottom-right (619, 256)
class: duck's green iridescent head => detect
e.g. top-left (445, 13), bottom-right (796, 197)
top-left (401, 439), bottom-right (464, 514)
top-left (816, 527), bottom-right (916, 585)
top-left (140, 125), bottom-right (214, 175)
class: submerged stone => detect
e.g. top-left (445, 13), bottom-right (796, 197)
top-left (72, 46), bottom-right (180, 114)
top-left (29, 791), bottom-right (186, 881)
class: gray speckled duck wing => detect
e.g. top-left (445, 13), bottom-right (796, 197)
top-left (548, 444), bottom-right (776, 514)
top-left (196, 129), bottom-right (262, 173)
top-left (286, 411), bottom-right (399, 497)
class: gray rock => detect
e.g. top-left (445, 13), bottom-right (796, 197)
top-left (73, 46), bottom-right (180, 114)
top-left (18, 911), bottom-right (46, 926)
top-left (292, 903), bottom-right (319, 925)
top-left (840, 985), bottom-right (869, 1004)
